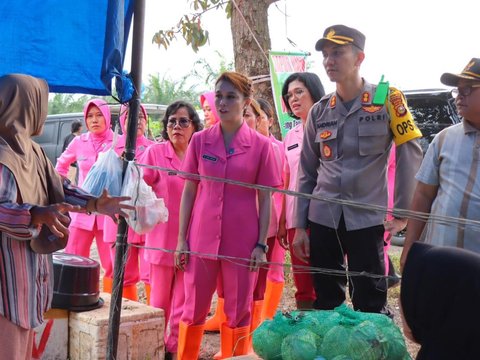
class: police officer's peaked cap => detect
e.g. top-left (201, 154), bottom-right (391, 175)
top-left (315, 25), bottom-right (366, 52)
top-left (441, 58), bottom-right (480, 86)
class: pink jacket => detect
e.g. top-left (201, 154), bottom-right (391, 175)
top-left (55, 99), bottom-right (113, 230)
top-left (142, 141), bottom-right (185, 266)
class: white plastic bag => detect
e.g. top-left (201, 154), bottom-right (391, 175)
top-left (82, 126), bottom-right (123, 196)
top-left (121, 161), bottom-right (168, 234)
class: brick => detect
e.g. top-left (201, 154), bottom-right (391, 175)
top-left (69, 293), bottom-right (165, 359)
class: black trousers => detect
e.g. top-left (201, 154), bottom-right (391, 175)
top-left (309, 215), bottom-right (388, 314)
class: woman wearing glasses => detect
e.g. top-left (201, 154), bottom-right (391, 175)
top-left (175, 72), bottom-right (281, 359)
top-left (141, 100), bottom-right (202, 360)
top-left (277, 72), bottom-right (325, 310)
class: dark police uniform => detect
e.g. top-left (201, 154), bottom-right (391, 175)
top-left (293, 80), bottom-right (423, 313)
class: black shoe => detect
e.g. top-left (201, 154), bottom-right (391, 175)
top-left (387, 256), bottom-right (400, 289)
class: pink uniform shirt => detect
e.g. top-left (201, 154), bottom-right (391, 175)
top-left (182, 122), bottom-right (281, 260)
top-left (267, 135), bottom-right (285, 238)
top-left (142, 141), bottom-right (185, 266)
top-left (55, 131), bottom-right (113, 230)
top-left (103, 134), bottom-right (155, 244)
top-left (283, 123), bottom-right (303, 229)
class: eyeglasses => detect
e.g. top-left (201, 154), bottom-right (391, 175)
top-left (451, 84), bottom-right (480, 99)
top-left (167, 117), bottom-right (191, 128)
top-left (284, 88), bottom-right (306, 102)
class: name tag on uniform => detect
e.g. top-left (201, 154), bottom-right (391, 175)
top-left (202, 154), bottom-right (217, 162)
top-left (168, 171), bottom-right (177, 176)
top-left (287, 143), bottom-right (299, 151)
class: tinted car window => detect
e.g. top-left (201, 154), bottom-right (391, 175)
top-left (405, 90), bottom-right (460, 153)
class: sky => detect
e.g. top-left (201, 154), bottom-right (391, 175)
top-left (124, 0), bottom-right (479, 95)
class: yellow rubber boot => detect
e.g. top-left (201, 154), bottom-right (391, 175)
top-left (122, 284), bottom-right (138, 301)
top-left (102, 277), bottom-right (113, 293)
top-left (261, 280), bottom-right (284, 320)
top-left (144, 283), bottom-right (151, 305)
top-left (204, 297), bottom-right (226, 333)
top-left (177, 321), bottom-right (204, 360)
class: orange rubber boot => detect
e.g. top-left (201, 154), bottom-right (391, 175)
top-left (204, 297), bottom-right (226, 332)
top-left (217, 323), bottom-right (250, 359)
top-left (144, 283), bottom-right (151, 305)
top-left (122, 284), bottom-right (138, 301)
top-left (102, 277), bottom-right (113, 293)
top-left (177, 321), bottom-right (204, 360)
top-left (248, 300), bottom-right (264, 353)
top-left (261, 280), bottom-right (284, 321)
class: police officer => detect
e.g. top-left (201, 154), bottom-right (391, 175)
top-left (292, 24), bottom-right (423, 314)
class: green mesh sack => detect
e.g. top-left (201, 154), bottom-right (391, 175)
top-left (252, 320), bottom-right (284, 359)
top-left (281, 329), bottom-right (320, 360)
top-left (330, 356), bottom-right (353, 360)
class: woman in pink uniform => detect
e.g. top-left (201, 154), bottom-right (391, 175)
top-left (277, 72), bottom-right (325, 310)
top-left (200, 91), bottom-right (220, 129)
top-left (55, 99), bottom-right (115, 291)
top-left (142, 100), bottom-right (202, 360)
top-left (256, 98), bottom-right (286, 320)
top-left (103, 104), bottom-right (155, 301)
top-left (175, 72), bottom-right (281, 359)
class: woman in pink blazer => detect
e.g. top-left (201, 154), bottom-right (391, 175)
top-left (141, 100), bottom-right (202, 359)
top-left (175, 72), bottom-right (281, 359)
top-left (103, 104), bottom-right (155, 301)
top-left (55, 99), bottom-right (115, 291)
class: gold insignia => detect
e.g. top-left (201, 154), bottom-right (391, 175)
top-left (323, 144), bottom-right (332, 158)
top-left (362, 91), bottom-right (370, 104)
top-left (390, 92), bottom-right (407, 117)
top-left (362, 105), bottom-right (383, 113)
top-left (320, 130), bottom-right (332, 139)
top-left (330, 95), bottom-right (337, 108)
top-left (464, 61), bottom-right (475, 72)
top-left (326, 29), bottom-right (336, 39)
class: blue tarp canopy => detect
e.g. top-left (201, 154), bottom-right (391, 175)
top-left (0, 0), bottom-right (134, 95)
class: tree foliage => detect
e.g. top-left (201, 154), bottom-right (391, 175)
top-left (142, 73), bottom-right (200, 107)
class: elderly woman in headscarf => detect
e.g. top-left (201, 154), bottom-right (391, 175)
top-left (0, 74), bottom-right (131, 359)
top-left (103, 103), bottom-right (155, 302)
top-left (401, 242), bottom-right (480, 359)
top-left (56, 98), bottom-right (116, 292)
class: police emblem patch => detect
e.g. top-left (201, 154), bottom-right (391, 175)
top-left (362, 91), bottom-right (370, 104)
top-left (323, 144), bottom-right (332, 158)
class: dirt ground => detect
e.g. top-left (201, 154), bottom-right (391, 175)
top-left (94, 244), bottom-right (419, 359)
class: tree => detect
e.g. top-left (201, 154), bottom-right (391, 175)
top-left (153, 0), bottom-right (282, 138)
top-left (142, 73), bottom-right (200, 107)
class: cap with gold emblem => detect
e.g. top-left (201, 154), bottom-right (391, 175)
top-left (440, 58), bottom-right (480, 86)
top-left (315, 24), bottom-right (366, 52)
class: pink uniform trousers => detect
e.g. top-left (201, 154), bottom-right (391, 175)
top-left (181, 256), bottom-right (256, 328)
top-left (287, 228), bottom-right (316, 302)
top-left (150, 264), bottom-right (185, 353)
top-left (108, 245), bottom-right (149, 286)
top-left (253, 236), bottom-right (285, 300)
top-left (65, 225), bottom-right (113, 279)
top-left (0, 315), bottom-right (34, 360)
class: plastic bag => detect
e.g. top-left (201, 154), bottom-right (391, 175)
top-left (82, 127), bottom-right (123, 196)
top-left (121, 161), bottom-right (168, 234)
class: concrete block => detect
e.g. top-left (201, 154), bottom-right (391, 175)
top-left (69, 293), bottom-right (165, 360)
top-left (33, 309), bottom-right (69, 360)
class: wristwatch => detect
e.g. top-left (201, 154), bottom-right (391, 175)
top-left (255, 242), bottom-right (269, 254)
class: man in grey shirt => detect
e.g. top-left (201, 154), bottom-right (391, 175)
top-left (293, 24), bottom-right (423, 314)
top-left (401, 58), bottom-right (480, 270)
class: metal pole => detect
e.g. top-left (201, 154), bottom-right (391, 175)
top-left (106, 0), bottom-right (145, 358)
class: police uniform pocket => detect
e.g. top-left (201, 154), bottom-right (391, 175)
top-left (358, 121), bottom-right (390, 155)
top-left (315, 128), bottom-right (338, 161)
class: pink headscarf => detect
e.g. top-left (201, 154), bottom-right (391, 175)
top-left (118, 104), bottom-right (148, 134)
top-left (200, 91), bottom-right (220, 127)
top-left (83, 99), bottom-right (113, 149)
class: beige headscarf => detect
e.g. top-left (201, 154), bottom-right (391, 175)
top-left (0, 74), bottom-right (64, 215)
